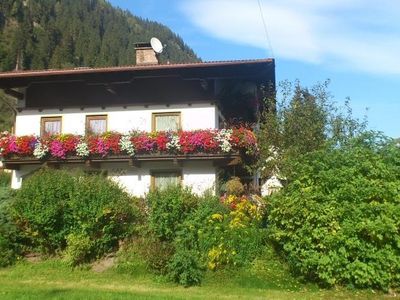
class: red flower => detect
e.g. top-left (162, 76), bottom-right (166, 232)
top-left (202, 131), bottom-right (219, 152)
top-left (103, 133), bottom-right (121, 155)
top-left (155, 133), bottom-right (168, 152)
top-left (179, 132), bottom-right (195, 153)
top-left (61, 135), bottom-right (79, 154)
top-left (0, 133), bottom-right (13, 156)
top-left (16, 136), bottom-right (36, 156)
top-left (231, 128), bottom-right (256, 150)
top-left (131, 133), bottom-right (156, 153)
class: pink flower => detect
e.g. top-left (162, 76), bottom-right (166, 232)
top-left (50, 140), bottom-right (66, 159)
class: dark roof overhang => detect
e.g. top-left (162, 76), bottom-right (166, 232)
top-left (0, 59), bottom-right (275, 89)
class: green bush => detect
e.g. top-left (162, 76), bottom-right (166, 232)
top-left (115, 240), bottom-right (148, 276)
top-left (167, 248), bottom-right (204, 287)
top-left (68, 174), bottom-right (139, 257)
top-left (268, 134), bottom-right (400, 290)
top-left (0, 188), bottom-right (20, 267)
top-left (12, 169), bottom-right (75, 253)
top-left (225, 177), bottom-right (244, 196)
top-left (173, 194), bottom-right (265, 277)
top-left (147, 185), bottom-right (198, 241)
top-left (0, 171), bottom-right (11, 187)
top-left (12, 168), bottom-right (140, 260)
top-left (63, 233), bottom-right (92, 266)
top-left (135, 234), bottom-right (174, 275)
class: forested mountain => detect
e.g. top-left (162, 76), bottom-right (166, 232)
top-left (0, 0), bottom-right (200, 131)
top-left (0, 0), bottom-right (200, 72)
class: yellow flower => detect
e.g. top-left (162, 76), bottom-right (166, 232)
top-left (211, 213), bottom-right (223, 221)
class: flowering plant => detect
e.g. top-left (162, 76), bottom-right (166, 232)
top-left (0, 128), bottom-right (257, 160)
top-left (220, 194), bottom-right (262, 228)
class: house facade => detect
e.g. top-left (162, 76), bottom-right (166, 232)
top-left (0, 47), bottom-right (275, 197)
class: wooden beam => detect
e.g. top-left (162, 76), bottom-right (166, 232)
top-left (213, 156), bottom-right (241, 167)
top-left (41, 161), bottom-right (61, 169)
top-left (4, 88), bottom-right (24, 100)
top-left (3, 163), bottom-right (19, 170)
top-left (172, 158), bottom-right (183, 167)
top-left (85, 160), bottom-right (101, 169)
top-left (128, 159), bottom-right (141, 168)
top-left (227, 156), bottom-right (242, 166)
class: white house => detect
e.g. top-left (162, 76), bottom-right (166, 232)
top-left (0, 44), bottom-right (275, 197)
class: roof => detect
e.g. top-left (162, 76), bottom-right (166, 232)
top-left (0, 59), bottom-right (275, 88)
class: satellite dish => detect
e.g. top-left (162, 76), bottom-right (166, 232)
top-left (150, 37), bottom-right (164, 54)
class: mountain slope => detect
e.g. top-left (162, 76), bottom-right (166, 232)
top-left (0, 0), bottom-right (200, 72)
top-left (0, 0), bottom-right (200, 131)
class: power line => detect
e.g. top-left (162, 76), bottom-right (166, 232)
top-left (257, 0), bottom-right (274, 58)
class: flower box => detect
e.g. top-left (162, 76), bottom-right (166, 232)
top-left (0, 128), bottom-right (256, 168)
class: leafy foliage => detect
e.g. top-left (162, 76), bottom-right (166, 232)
top-left (12, 168), bottom-right (75, 253)
top-left (167, 248), bottom-right (204, 287)
top-left (0, 90), bottom-right (15, 132)
top-left (259, 80), bottom-right (366, 178)
top-left (12, 168), bottom-right (140, 260)
top-left (63, 233), bottom-right (92, 267)
top-left (67, 174), bottom-right (139, 257)
top-left (123, 187), bottom-right (266, 287)
top-left (147, 185), bottom-right (198, 242)
top-left (267, 133), bottom-right (400, 290)
top-left (134, 233), bottom-right (174, 275)
top-left (168, 192), bottom-right (266, 285)
top-left (0, 186), bottom-right (20, 267)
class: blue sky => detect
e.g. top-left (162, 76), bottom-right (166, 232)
top-left (110, 0), bottom-right (399, 137)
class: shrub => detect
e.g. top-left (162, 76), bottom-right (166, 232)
top-left (147, 185), bottom-right (198, 241)
top-left (68, 174), bottom-right (139, 257)
top-left (167, 248), bottom-right (204, 287)
top-left (63, 233), bottom-right (92, 266)
top-left (135, 234), bottom-right (174, 275)
top-left (12, 168), bottom-right (75, 253)
top-left (115, 240), bottom-right (148, 276)
top-left (0, 171), bottom-right (11, 186)
top-left (12, 168), bottom-right (140, 260)
top-left (268, 134), bottom-right (400, 290)
top-left (0, 188), bottom-right (20, 267)
top-left (175, 194), bottom-right (265, 273)
top-left (225, 177), bottom-right (244, 196)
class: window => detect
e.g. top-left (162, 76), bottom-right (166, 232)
top-left (152, 112), bottom-right (181, 132)
top-left (151, 170), bottom-right (182, 190)
top-left (41, 117), bottom-right (62, 136)
top-left (86, 115), bottom-right (107, 135)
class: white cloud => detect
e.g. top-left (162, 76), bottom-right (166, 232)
top-left (181, 0), bottom-right (400, 75)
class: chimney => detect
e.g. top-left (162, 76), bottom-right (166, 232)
top-left (134, 42), bottom-right (159, 65)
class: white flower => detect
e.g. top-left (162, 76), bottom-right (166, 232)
top-left (119, 135), bottom-right (135, 156)
top-left (166, 135), bottom-right (181, 151)
top-left (215, 129), bottom-right (233, 153)
top-left (76, 140), bottom-right (89, 157)
top-left (33, 141), bottom-right (48, 159)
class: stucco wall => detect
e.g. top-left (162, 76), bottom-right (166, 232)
top-left (11, 161), bottom-right (216, 196)
top-left (12, 103), bottom-right (218, 193)
top-left (15, 103), bottom-right (218, 135)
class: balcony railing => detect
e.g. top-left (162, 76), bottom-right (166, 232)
top-left (0, 128), bottom-right (257, 169)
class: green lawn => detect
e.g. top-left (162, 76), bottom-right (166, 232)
top-left (0, 256), bottom-right (390, 300)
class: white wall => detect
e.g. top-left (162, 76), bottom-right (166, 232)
top-left (12, 103), bottom-right (219, 193)
top-left (12, 161), bottom-right (216, 197)
top-left (15, 103), bottom-right (217, 135)
top-left (108, 160), bottom-right (215, 197)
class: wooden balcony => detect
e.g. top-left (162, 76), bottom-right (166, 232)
top-left (2, 152), bottom-right (242, 170)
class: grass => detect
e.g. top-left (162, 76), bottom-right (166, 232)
top-left (0, 247), bottom-right (390, 300)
